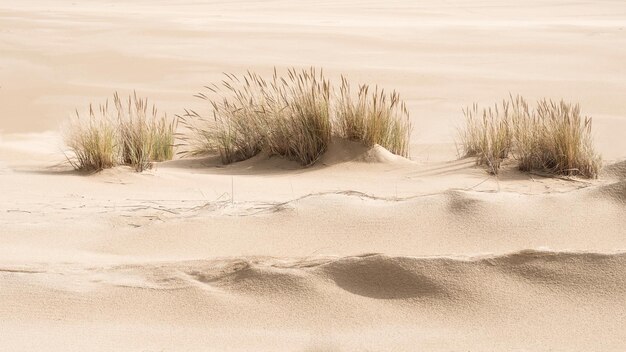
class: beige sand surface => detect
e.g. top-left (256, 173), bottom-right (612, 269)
top-left (1, 1), bottom-right (626, 351)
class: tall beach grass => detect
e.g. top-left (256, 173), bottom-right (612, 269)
top-left (179, 72), bottom-right (266, 164)
top-left (263, 68), bottom-right (331, 166)
top-left (181, 67), bottom-right (411, 166)
top-left (337, 77), bottom-right (411, 158)
top-left (460, 95), bottom-right (601, 178)
top-left (63, 92), bottom-right (176, 172)
top-left (63, 104), bottom-right (120, 171)
top-left (460, 103), bottom-right (512, 174)
top-left (116, 92), bottom-right (176, 171)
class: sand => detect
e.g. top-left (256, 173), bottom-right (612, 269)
top-left (1, 1), bottom-right (626, 351)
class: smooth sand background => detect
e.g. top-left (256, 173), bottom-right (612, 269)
top-left (1, 1), bottom-right (626, 351)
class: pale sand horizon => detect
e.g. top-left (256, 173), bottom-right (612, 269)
top-left (1, 1), bottom-right (625, 351)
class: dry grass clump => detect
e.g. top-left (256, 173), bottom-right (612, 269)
top-left (180, 72), bottom-right (266, 164)
top-left (460, 95), bottom-right (601, 178)
top-left (181, 68), bottom-right (331, 166)
top-left (337, 77), bottom-right (411, 157)
top-left (460, 103), bottom-right (512, 174)
top-left (263, 68), bottom-right (331, 166)
top-left (64, 105), bottom-right (119, 171)
top-left (181, 67), bottom-right (410, 166)
top-left (63, 92), bottom-right (176, 172)
top-left (115, 93), bottom-right (176, 171)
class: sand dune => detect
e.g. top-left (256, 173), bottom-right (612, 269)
top-left (2, 0), bottom-right (626, 351)
top-left (2, 251), bottom-right (626, 351)
top-left (1, 136), bottom-right (624, 261)
top-left (1, 134), bottom-right (625, 350)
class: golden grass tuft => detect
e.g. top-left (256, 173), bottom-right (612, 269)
top-left (179, 72), bottom-right (266, 164)
top-left (460, 103), bottom-right (512, 174)
top-left (460, 95), bottom-right (601, 178)
top-left (337, 77), bottom-right (411, 158)
top-left (63, 92), bottom-right (176, 172)
top-left (181, 67), bottom-right (411, 166)
top-left (263, 68), bottom-right (331, 166)
top-left (181, 68), bottom-right (331, 166)
top-left (116, 92), bottom-right (176, 171)
top-left (63, 104), bottom-right (119, 171)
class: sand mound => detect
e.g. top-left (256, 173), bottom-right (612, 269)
top-left (603, 160), bottom-right (626, 179)
top-left (319, 138), bottom-right (412, 166)
top-left (595, 180), bottom-right (626, 204)
top-left (156, 139), bottom-right (410, 173)
top-left (317, 254), bottom-right (445, 299)
top-left (587, 160), bottom-right (626, 203)
top-left (444, 189), bottom-right (485, 214)
top-left (354, 144), bottom-right (413, 164)
top-left (193, 260), bottom-right (315, 295)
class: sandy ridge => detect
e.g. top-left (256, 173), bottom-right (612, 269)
top-left (2, 249), bottom-right (626, 292)
top-left (2, 250), bottom-right (625, 351)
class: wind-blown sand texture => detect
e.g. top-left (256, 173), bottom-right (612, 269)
top-left (1, 1), bottom-right (626, 351)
